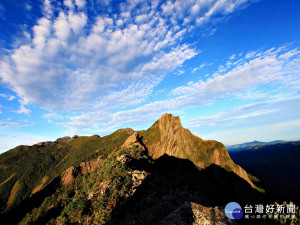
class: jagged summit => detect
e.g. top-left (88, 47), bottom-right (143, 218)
top-left (151, 113), bottom-right (183, 135)
top-left (156, 113), bottom-right (182, 126)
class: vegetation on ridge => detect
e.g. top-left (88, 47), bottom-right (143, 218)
top-left (20, 142), bottom-right (149, 225)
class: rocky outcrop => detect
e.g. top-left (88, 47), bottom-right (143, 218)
top-left (56, 136), bottom-right (72, 143)
top-left (35, 141), bottom-right (56, 147)
top-left (62, 156), bottom-right (104, 186)
top-left (121, 132), bottom-right (145, 151)
top-left (34, 136), bottom-right (75, 147)
top-left (79, 160), bottom-right (97, 174)
top-left (118, 128), bottom-right (134, 135)
top-left (157, 202), bottom-right (237, 225)
top-left (61, 166), bottom-right (81, 186)
top-left (116, 154), bottom-right (132, 164)
top-left (122, 132), bottom-right (139, 147)
top-left (130, 170), bottom-right (147, 195)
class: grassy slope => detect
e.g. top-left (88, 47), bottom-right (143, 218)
top-left (0, 130), bottom-right (131, 213)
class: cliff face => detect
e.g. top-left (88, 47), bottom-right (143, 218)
top-left (140, 113), bottom-right (256, 189)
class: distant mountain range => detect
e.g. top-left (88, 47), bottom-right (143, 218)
top-left (0, 114), bottom-right (294, 224)
top-left (229, 141), bottom-right (300, 204)
top-left (226, 140), bottom-right (289, 152)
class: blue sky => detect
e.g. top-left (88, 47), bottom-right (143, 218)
top-left (0, 0), bottom-right (300, 153)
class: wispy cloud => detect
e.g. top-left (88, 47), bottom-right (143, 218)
top-left (182, 97), bottom-right (300, 144)
top-left (0, 120), bottom-right (31, 128)
top-left (192, 63), bottom-right (205, 73)
top-left (43, 113), bottom-right (64, 120)
top-left (17, 104), bottom-right (31, 115)
top-left (0, 3), bottom-right (5, 20)
top-left (171, 46), bottom-right (300, 99)
top-left (0, 93), bottom-right (15, 101)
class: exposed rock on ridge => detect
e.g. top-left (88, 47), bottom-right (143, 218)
top-left (62, 156), bottom-right (105, 186)
top-left (35, 136), bottom-right (74, 147)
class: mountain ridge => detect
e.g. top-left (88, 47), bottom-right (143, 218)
top-left (0, 113), bottom-right (268, 224)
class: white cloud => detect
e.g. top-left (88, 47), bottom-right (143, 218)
top-left (0, 94), bottom-right (16, 101)
top-left (43, 113), bottom-right (64, 120)
top-left (43, 0), bottom-right (52, 18)
top-left (68, 12), bottom-right (87, 34)
top-left (175, 69), bottom-right (185, 75)
top-left (17, 105), bottom-right (31, 115)
top-left (0, 120), bottom-right (31, 128)
top-left (8, 95), bottom-right (16, 101)
top-left (75, 0), bottom-right (86, 9)
top-left (192, 63), bottom-right (205, 73)
top-left (32, 18), bottom-right (51, 49)
top-left (182, 97), bottom-right (300, 144)
top-left (53, 12), bottom-right (70, 41)
top-left (64, 0), bottom-right (74, 9)
top-left (186, 97), bottom-right (300, 126)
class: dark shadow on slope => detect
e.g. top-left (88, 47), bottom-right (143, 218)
top-left (0, 177), bottom-right (61, 225)
top-left (108, 154), bottom-right (273, 225)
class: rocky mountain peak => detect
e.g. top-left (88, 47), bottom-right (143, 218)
top-left (155, 113), bottom-right (182, 130)
top-left (140, 113), bottom-right (257, 189)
